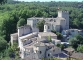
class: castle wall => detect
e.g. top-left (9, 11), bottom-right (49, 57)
top-left (10, 33), bottom-right (18, 45)
top-left (46, 47), bottom-right (61, 58)
top-left (34, 46), bottom-right (46, 59)
top-left (27, 19), bottom-right (38, 28)
top-left (18, 27), bottom-right (24, 37)
top-left (18, 25), bottom-right (32, 37)
top-left (44, 23), bottom-right (51, 32)
top-left (60, 20), bottom-right (66, 30)
top-left (58, 11), bottom-right (69, 30)
top-left (27, 19), bottom-right (33, 27)
top-left (54, 25), bottom-right (60, 32)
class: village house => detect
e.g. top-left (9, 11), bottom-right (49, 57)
top-left (62, 29), bottom-right (83, 41)
top-left (10, 10), bottom-right (69, 59)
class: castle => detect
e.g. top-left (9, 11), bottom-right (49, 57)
top-left (27, 10), bottom-right (69, 32)
top-left (10, 10), bottom-right (69, 59)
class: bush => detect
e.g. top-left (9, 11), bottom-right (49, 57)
top-left (56, 32), bottom-right (63, 40)
top-left (0, 37), bottom-right (8, 52)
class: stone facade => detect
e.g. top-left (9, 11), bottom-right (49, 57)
top-left (27, 10), bottom-right (69, 32)
top-left (10, 10), bottom-right (69, 59)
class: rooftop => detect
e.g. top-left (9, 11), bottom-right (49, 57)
top-left (70, 52), bottom-right (83, 59)
top-left (38, 32), bottom-right (57, 37)
top-left (64, 47), bottom-right (74, 52)
top-left (18, 25), bottom-right (31, 29)
top-left (34, 42), bottom-right (45, 47)
top-left (19, 32), bottom-right (38, 40)
top-left (27, 17), bottom-right (65, 22)
top-left (49, 46), bottom-right (60, 51)
top-left (44, 42), bottom-right (54, 46)
top-left (11, 33), bottom-right (18, 36)
top-left (53, 52), bottom-right (68, 58)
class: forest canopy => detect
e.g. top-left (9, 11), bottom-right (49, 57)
top-left (0, 1), bottom-right (83, 42)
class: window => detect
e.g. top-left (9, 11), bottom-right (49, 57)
top-left (48, 26), bottom-right (50, 29)
top-left (48, 54), bottom-right (50, 56)
top-left (40, 51), bottom-right (42, 54)
top-left (36, 50), bottom-right (37, 53)
top-left (71, 30), bottom-right (74, 32)
top-left (45, 26), bottom-right (46, 29)
top-left (54, 20), bottom-right (56, 22)
top-left (53, 50), bottom-right (55, 52)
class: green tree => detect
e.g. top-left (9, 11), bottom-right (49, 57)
top-left (51, 30), bottom-right (63, 40)
top-left (0, 0), bottom-right (7, 4)
top-left (0, 37), bottom-right (8, 52)
top-left (56, 44), bottom-right (66, 50)
top-left (77, 45), bottom-right (83, 53)
top-left (69, 35), bottom-right (83, 49)
top-left (56, 32), bottom-right (63, 40)
top-left (36, 20), bottom-right (45, 32)
top-left (51, 30), bottom-right (56, 34)
top-left (17, 18), bottom-right (26, 28)
top-left (48, 35), bottom-right (52, 42)
top-left (69, 38), bottom-right (78, 49)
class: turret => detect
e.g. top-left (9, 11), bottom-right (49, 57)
top-left (58, 10), bottom-right (69, 29)
top-left (44, 23), bottom-right (51, 32)
top-left (18, 25), bottom-right (32, 37)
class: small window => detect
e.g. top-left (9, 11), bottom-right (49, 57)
top-left (48, 26), bottom-right (50, 29)
top-left (36, 50), bottom-right (37, 53)
top-left (48, 54), bottom-right (50, 56)
top-left (54, 20), bottom-right (56, 22)
top-left (40, 51), bottom-right (42, 54)
top-left (71, 30), bottom-right (74, 32)
top-left (45, 26), bottom-right (47, 29)
top-left (53, 50), bottom-right (55, 52)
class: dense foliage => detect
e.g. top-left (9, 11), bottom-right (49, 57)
top-left (51, 30), bottom-right (63, 39)
top-left (17, 18), bottom-right (26, 27)
top-left (0, 1), bottom-right (83, 42)
top-left (77, 45), bottom-right (83, 53)
top-left (0, 0), bottom-right (7, 4)
top-left (0, 37), bottom-right (7, 52)
top-left (36, 20), bottom-right (45, 32)
top-left (69, 35), bottom-right (83, 51)
top-left (0, 1), bottom-right (83, 59)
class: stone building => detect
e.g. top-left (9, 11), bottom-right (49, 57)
top-left (10, 10), bottom-right (69, 59)
top-left (27, 10), bottom-right (69, 32)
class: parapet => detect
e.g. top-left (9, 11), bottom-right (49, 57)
top-left (58, 10), bottom-right (69, 13)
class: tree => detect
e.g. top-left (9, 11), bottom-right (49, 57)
top-left (56, 32), bottom-right (63, 40)
top-left (69, 35), bottom-right (83, 49)
top-left (51, 30), bottom-right (63, 40)
top-left (17, 18), bottom-right (26, 28)
top-left (56, 44), bottom-right (66, 50)
top-left (0, 0), bottom-right (7, 4)
top-left (48, 35), bottom-right (52, 42)
top-left (0, 37), bottom-right (8, 51)
top-left (77, 45), bottom-right (83, 53)
top-left (69, 38), bottom-right (79, 49)
top-left (51, 30), bottom-right (56, 34)
top-left (36, 20), bottom-right (45, 32)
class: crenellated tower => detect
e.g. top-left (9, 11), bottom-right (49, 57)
top-left (58, 10), bottom-right (69, 30)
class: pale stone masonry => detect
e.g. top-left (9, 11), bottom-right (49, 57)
top-left (10, 10), bottom-right (69, 60)
top-left (27, 10), bottom-right (69, 32)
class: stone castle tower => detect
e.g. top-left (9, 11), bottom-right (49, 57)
top-left (44, 23), bottom-right (51, 32)
top-left (58, 10), bottom-right (69, 30)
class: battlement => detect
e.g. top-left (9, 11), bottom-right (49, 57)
top-left (58, 10), bottom-right (69, 13)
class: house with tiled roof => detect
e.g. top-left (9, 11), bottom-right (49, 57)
top-left (10, 10), bottom-right (69, 60)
